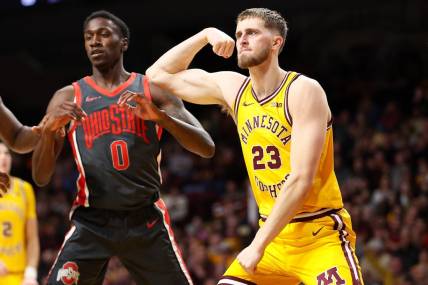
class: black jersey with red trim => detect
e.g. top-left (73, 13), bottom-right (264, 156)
top-left (68, 73), bottom-right (162, 210)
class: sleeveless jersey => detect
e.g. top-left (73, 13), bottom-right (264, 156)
top-left (0, 177), bottom-right (36, 273)
top-left (233, 71), bottom-right (343, 217)
top-left (69, 73), bottom-right (162, 210)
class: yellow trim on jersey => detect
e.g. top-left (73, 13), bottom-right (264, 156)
top-left (234, 71), bottom-right (343, 218)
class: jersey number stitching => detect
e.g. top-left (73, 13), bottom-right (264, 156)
top-left (252, 145), bottom-right (281, 170)
top-left (110, 140), bottom-right (130, 171)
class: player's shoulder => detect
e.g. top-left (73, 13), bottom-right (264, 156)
top-left (291, 74), bottom-right (323, 93)
top-left (55, 85), bottom-right (75, 97)
top-left (211, 71), bottom-right (247, 107)
top-left (49, 85), bottom-right (75, 105)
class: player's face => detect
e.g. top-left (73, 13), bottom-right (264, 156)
top-left (235, 18), bottom-right (273, 69)
top-left (0, 143), bottom-right (12, 175)
top-left (84, 17), bottom-right (126, 69)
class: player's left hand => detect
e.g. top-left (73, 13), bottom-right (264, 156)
top-left (118, 91), bottom-right (165, 122)
top-left (0, 172), bottom-right (10, 198)
top-left (21, 278), bottom-right (38, 285)
top-left (236, 244), bottom-right (264, 274)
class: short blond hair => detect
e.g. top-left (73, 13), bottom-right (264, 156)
top-left (236, 8), bottom-right (288, 53)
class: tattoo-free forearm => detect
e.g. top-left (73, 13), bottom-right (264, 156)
top-left (32, 131), bottom-right (61, 186)
top-left (251, 173), bottom-right (312, 251)
top-left (12, 126), bottom-right (39, 153)
top-left (158, 112), bottom-right (214, 158)
top-left (26, 219), bottom-right (39, 269)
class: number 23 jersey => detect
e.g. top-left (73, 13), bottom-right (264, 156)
top-left (233, 72), bottom-right (343, 217)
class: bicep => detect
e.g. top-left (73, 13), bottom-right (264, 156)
top-left (158, 69), bottom-right (225, 105)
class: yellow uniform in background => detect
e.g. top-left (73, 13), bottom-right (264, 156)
top-left (0, 177), bottom-right (37, 285)
top-left (219, 72), bottom-right (363, 285)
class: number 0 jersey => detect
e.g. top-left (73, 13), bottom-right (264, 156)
top-left (0, 177), bottom-right (36, 273)
top-left (233, 72), bottom-right (343, 217)
top-left (69, 73), bottom-right (162, 210)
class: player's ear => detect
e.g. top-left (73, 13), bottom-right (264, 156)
top-left (272, 35), bottom-right (284, 52)
top-left (121, 37), bottom-right (129, 52)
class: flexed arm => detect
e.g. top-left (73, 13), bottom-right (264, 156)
top-left (32, 86), bottom-right (86, 186)
top-left (146, 28), bottom-right (244, 108)
top-left (118, 82), bottom-right (215, 158)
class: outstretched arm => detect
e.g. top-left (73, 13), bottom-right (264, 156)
top-left (0, 97), bottom-right (40, 153)
top-left (237, 76), bottom-right (331, 273)
top-left (32, 86), bottom-right (86, 186)
top-left (146, 28), bottom-right (244, 109)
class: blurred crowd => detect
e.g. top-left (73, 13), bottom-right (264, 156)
top-left (9, 78), bottom-right (428, 285)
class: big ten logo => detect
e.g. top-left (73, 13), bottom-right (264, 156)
top-left (316, 267), bottom-right (345, 285)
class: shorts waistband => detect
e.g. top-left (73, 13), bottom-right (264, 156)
top-left (260, 208), bottom-right (342, 223)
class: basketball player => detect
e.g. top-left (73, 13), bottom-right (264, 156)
top-left (0, 97), bottom-right (44, 196)
top-left (146, 8), bottom-right (364, 285)
top-left (0, 142), bottom-right (39, 285)
top-left (32, 11), bottom-right (214, 285)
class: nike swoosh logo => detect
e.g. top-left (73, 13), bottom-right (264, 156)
top-left (312, 226), bottom-right (324, 236)
top-left (86, 96), bottom-right (101, 102)
top-left (146, 218), bottom-right (159, 229)
top-left (243, 102), bottom-right (254, 106)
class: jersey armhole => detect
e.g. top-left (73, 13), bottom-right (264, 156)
top-left (232, 77), bottom-right (250, 120)
top-left (143, 76), bottom-right (152, 101)
top-left (68, 82), bottom-right (81, 134)
top-left (142, 76), bottom-right (162, 139)
top-left (284, 73), bottom-right (301, 127)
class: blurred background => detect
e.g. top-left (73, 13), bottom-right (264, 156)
top-left (1, 0), bottom-right (428, 284)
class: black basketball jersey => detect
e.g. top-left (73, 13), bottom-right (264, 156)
top-left (68, 73), bottom-right (162, 210)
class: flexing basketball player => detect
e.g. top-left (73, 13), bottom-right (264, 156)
top-left (0, 97), bottom-right (44, 196)
top-left (32, 10), bottom-right (214, 285)
top-left (0, 142), bottom-right (39, 285)
top-left (146, 8), bottom-right (364, 285)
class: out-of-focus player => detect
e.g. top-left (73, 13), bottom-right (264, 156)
top-left (0, 142), bottom-right (40, 285)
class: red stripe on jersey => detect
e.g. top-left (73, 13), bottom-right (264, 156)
top-left (68, 131), bottom-right (88, 207)
top-left (67, 84), bottom-right (88, 208)
top-left (68, 82), bottom-right (82, 134)
top-left (155, 199), bottom-right (193, 284)
top-left (144, 76), bottom-right (163, 140)
top-left (83, 72), bottom-right (137, 97)
top-left (143, 76), bottom-right (152, 101)
top-left (46, 225), bottom-right (76, 281)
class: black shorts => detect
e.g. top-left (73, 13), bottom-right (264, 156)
top-left (47, 199), bottom-right (193, 285)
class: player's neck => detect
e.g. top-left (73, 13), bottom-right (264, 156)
top-left (248, 58), bottom-right (286, 101)
top-left (91, 62), bottom-right (130, 91)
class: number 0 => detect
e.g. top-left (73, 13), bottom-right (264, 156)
top-left (110, 140), bottom-right (130, 171)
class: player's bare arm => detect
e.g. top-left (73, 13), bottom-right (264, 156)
top-left (0, 96), bottom-right (41, 154)
top-left (23, 217), bottom-right (39, 285)
top-left (118, 82), bottom-right (215, 158)
top-left (237, 76), bottom-right (330, 273)
top-left (146, 28), bottom-right (245, 110)
top-left (32, 86), bottom-right (86, 186)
